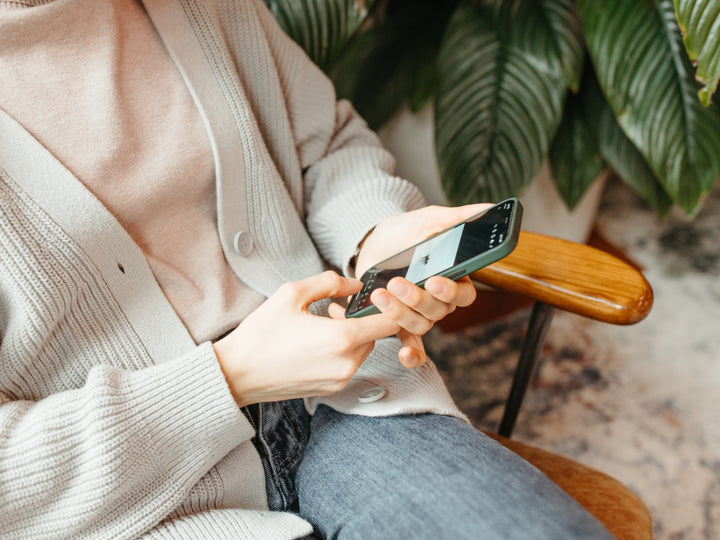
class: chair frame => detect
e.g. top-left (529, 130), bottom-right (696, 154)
top-left (469, 231), bottom-right (654, 437)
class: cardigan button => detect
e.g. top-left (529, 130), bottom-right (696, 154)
top-left (232, 231), bottom-right (254, 256)
top-left (357, 385), bottom-right (386, 403)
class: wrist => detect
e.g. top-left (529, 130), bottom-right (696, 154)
top-left (212, 338), bottom-right (253, 408)
top-left (351, 226), bottom-right (376, 279)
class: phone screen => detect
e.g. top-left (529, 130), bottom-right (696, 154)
top-left (346, 199), bottom-right (518, 317)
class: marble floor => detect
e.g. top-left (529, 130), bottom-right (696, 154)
top-left (426, 177), bottom-right (720, 539)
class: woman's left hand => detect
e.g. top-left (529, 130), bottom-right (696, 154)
top-left (328, 204), bottom-right (491, 369)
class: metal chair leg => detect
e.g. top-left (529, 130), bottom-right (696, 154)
top-left (498, 301), bottom-right (556, 438)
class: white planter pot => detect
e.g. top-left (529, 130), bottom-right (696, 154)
top-left (378, 106), bottom-right (607, 244)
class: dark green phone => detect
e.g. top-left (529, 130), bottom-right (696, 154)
top-left (345, 198), bottom-right (523, 318)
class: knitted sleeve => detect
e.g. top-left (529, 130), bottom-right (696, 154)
top-left (0, 345), bottom-right (253, 538)
top-left (0, 172), bottom-right (255, 537)
top-left (248, 0), bottom-right (427, 276)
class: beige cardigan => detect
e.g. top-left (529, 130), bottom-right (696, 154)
top-left (0, 0), bottom-right (464, 538)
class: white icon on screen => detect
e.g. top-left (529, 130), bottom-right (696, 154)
top-left (405, 225), bottom-right (464, 283)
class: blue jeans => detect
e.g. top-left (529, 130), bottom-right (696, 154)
top-left (247, 400), bottom-right (613, 539)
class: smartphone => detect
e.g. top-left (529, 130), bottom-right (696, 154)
top-left (345, 198), bottom-right (523, 318)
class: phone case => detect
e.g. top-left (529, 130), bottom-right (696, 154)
top-left (346, 198), bottom-right (523, 318)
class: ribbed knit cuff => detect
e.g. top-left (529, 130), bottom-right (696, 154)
top-left (307, 163), bottom-right (426, 275)
top-left (123, 342), bottom-right (253, 484)
top-left (335, 191), bottom-right (409, 278)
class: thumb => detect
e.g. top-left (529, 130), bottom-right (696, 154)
top-left (286, 271), bottom-right (362, 308)
top-left (428, 203), bottom-right (493, 233)
top-left (454, 202), bottom-right (494, 220)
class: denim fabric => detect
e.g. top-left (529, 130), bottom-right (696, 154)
top-left (243, 399), bottom-right (311, 512)
top-left (295, 405), bottom-right (614, 540)
top-left (246, 402), bottom-right (613, 539)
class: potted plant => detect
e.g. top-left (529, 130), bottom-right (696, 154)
top-left (264, 0), bottom-right (720, 218)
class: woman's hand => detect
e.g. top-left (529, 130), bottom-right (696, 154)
top-left (344, 204), bottom-right (492, 368)
top-left (213, 271), bottom-right (400, 407)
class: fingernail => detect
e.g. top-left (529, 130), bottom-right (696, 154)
top-left (403, 349), bottom-right (420, 368)
top-left (372, 290), bottom-right (392, 309)
top-left (388, 280), bottom-right (410, 298)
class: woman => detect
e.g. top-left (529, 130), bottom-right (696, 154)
top-left (0, 0), bottom-right (612, 538)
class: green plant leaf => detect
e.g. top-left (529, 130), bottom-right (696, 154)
top-left (549, 91), bottom-right (605, 210)
top-left (329, 0), bottom-right (458, 130)
top-left (581, 69), bottom-right (674, 216)
top-left (435, 0), bottom-right (577, 205)
top-left (406, 51), bottom-right (439, 114)
top-left (479, 0), bottom-right (585, 91)
top-left (263, 0), bottom-right (368, 71)
top-left (578, 0), bottom-right (720, 215)
top-left (674, 0), bottom-right (720, 105)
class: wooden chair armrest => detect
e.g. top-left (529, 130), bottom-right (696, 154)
top-left (470, 231), bottom-right (653, 325)
top-left (484, 431), bottom-right (653, 539)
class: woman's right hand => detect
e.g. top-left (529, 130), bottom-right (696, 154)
top-left (212, 271), bottom-right (402, 407)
